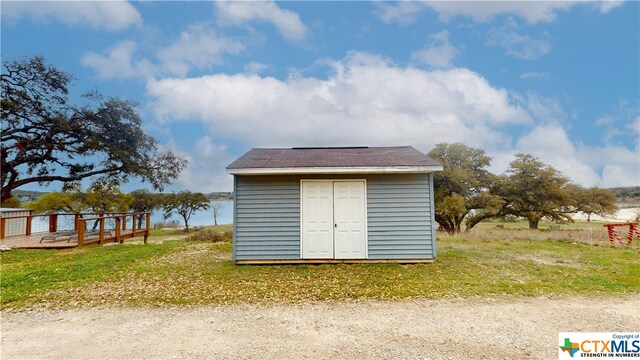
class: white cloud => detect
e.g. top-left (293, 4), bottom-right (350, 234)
top-left (513, 124), bottom-right (640, 187)
top-left (595, 115), bottom-right (639, 144)
top-left (175, 137), bottom-right (234, 192)
top-left (147, 52), bottom-right (638, 188)
top-left (595, 115), bottom-right (614, 126)
top-left (82, 41), bottom-right (153, 80)
top-left (157, 24), bottom-right (245, 77)
top-left (579, 143), bottom-right (640, 187)
top-left (148, 52), bottom-right (529, 152)
top-left (425, 1), bottom-right (577, 23)
top-left (377, 1), bottom-right (594, 24)
top-left (526, 93), bottom-right (566, 122)
top-left (2, 0), bottom-right (142, 31)
top-left (627, 116), bottom-right (640, 135)
top-left (376, 1), bottom-right (623, 25)
top-left (486, 26), bottom-right (551, 60)
top-left (519, 71), bottom-right (549, 80)
top-left (599, 0), bottom-right (624, 13)
top-left (216, 1), bottom-right (308, 42)
top-left (243, 62), bottom-right (269, 75)
top-left (375, 2), bottom-right (427, 25)
top-left (83, 24), bottom-right (243, 79)
top-left (515, 125), bottom-right (601, 186)
top-left (412, 30), bottom-right (460, 69)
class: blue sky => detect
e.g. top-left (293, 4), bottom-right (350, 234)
top-left (2, 1), bottom-right (639, 192)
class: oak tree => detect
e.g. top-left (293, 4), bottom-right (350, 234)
top-left (428, 143), bottom-right (502, 234)
top-left (495, 154), bottom-right (573, 229)
top-left (129, 189), bottom-right (165, 229)
top-left (83, 182), bottom-right (134, 214)
top-left (162, 191), bottom-right (210, 231)
top-left (1, 56), bottom-right (186, 202)
top-left (567, 186), bottom-right (618, 222)
top-left (27, 189), bottom-right (86, 214)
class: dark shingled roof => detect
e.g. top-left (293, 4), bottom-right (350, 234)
top-left (227, 146), bottom-right (441, 169)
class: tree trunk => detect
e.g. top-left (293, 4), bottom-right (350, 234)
top-left (1, 189), bottom-right (12, 203)
top-left (528, 219), bottom-right (539, 229)
top-left (435, 217), bottom-right (455, 235)
top-left (182, 214), bottom-right (189, 232)
top-left (442, 222), bottom-right (455, 235)
top-left (453, 216), bottom-right (462, 234)
top-left (214, 212), bottom-right (218, 226)
top-left (587, 213), bottom-right (591, 222)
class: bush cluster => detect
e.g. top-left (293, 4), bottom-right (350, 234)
top-left (186, 229), bottom-right (232, 243)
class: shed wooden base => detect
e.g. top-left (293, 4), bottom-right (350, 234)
top-left (235, 258), bottom-right (435, 265)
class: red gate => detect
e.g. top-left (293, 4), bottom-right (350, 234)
top-left (603, 222), bottom-right (640, 245)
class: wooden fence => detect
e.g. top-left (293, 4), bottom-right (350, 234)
top-left (0, 212), bottom-right (150, 246)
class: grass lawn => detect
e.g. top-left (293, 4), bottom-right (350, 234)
top-left (1, 224), bottom-right (638, 310)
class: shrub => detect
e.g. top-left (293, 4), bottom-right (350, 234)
top-left (186, 229), bottom-right (232, 242)
top-left (503, 215), bottom-right (518, 223)
top-left (153, 220), bottom-right (181, 230)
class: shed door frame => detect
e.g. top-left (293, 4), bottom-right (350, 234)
top-left (300, 179), bottom-right (368, 259)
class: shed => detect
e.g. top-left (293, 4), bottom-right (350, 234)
top-left (226, 146), bottom-right (443, 264)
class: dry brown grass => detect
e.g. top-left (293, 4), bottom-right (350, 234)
top-left (2, 220), bottom-right (638, 310)
top-left (462, 221), bottom-right (632, 247)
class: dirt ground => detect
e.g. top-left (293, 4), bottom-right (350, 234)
top-left (2, 296), bottom-right (638, 360)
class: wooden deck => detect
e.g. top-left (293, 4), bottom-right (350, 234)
top-left (0, 212), bottom-right (151, 249)
top-left (0, 229), bottom-right (146, 249)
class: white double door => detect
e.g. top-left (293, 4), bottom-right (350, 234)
top-left (301, 180), bottom-right (367, 259)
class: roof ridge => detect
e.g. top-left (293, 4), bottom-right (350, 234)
top-left (251, 146), bottom-right (413, 150)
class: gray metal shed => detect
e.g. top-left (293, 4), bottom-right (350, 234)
top-left (226, 146), bottom-right (443, 264)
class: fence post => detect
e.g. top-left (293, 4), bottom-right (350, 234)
top-left (626, 223), bottom-right (636, 245)
top-left (26, 216), bottom-right (32, 236)
top-left (144, 212), bottom-right (150, 244)
top-left (122, 215), bottom-right (127, 231)
top-left (74, 214), bottom-right (80, 231)
top-left (78, 220), bottom-right (85, 247)
top-left (99, 217), bottom-right (105, 245)
top-left (132, 214), bottom-right (137, 236)
top-left (115, 217), bottom-right (121, 244)
top-left (49, 214), bottom-right (58, 233)
top-left (0, 218), bottom-right (5, 240)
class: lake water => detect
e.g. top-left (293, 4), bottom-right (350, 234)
top-left (150, 200), bottom-right (234, 227)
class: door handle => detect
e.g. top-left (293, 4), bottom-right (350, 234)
top-left (334, 223), bottom-right (337, 228)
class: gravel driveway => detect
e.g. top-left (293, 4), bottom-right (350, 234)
top-left (2, 296), bottom-right (638, 359)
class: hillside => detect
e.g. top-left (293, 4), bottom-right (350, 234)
top-left (12, 190), bottom-right (47, 202)
top-left (609, 186), bottom-right (640, 207)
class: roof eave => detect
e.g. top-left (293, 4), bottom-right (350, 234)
top-left (226, 165), bottom-right (444, 175)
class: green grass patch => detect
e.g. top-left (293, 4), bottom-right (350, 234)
top-left (1, 230), bottom-right (638, 310)
top-left (1, 243), bottom-right (182, 308)
top-left (148, 224), bottom-right (233, 237)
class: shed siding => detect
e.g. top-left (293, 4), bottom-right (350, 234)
top-left (366, 174), bottom-right (433, 259)
top-left (234, 176), bottom-right (301, 260)
top-left (233, 174), bottom-right (435, 260)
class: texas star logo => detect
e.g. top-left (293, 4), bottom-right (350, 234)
top-left (560, 338), bottom-right (580, 357)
